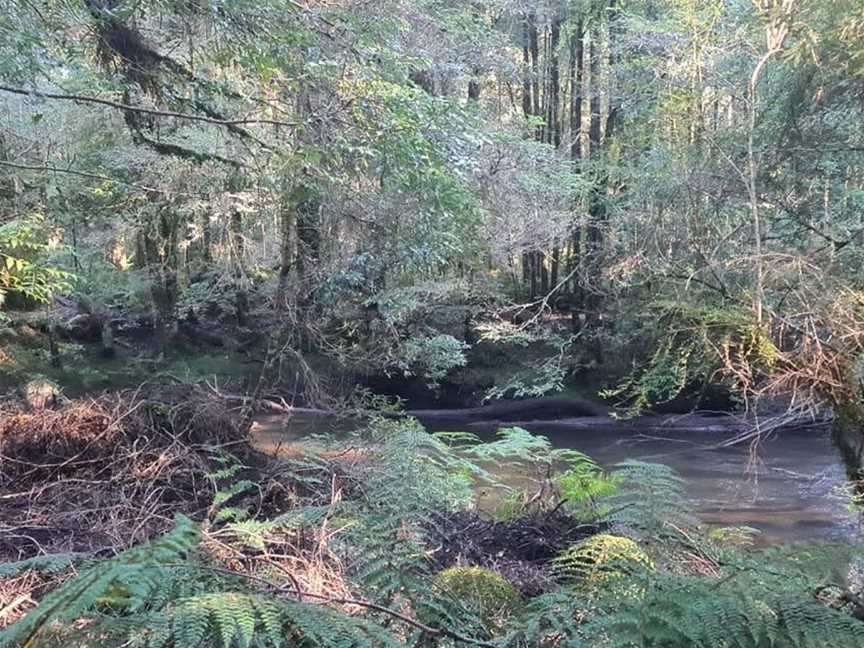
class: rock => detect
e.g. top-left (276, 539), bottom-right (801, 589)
top-left (61, 313), bottom-right (103, 343)
top-left (22, 378), bottom-right (61, 410)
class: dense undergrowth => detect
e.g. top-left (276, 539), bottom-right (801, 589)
top-left (1, 389), bottom-right (864, 647)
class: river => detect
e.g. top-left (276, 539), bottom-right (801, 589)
top-left (251, 412), bottom-right (859, 544)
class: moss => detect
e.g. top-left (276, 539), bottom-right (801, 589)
top-left (554, 533), bottom-right (652, 584)
top-left (432, 566), bottom-right (520, 631)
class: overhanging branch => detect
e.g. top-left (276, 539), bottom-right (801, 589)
top-left (0, 84), bottom-right (298, 129)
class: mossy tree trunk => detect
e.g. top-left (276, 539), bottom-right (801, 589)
top-left (230, 208), bottom-right (248, 326)
top-left (138, 207), bottom-right (181, 347)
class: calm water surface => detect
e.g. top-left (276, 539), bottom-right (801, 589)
top-left (252, 414), bottom-right (859, 543)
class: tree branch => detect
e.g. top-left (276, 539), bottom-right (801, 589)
top-left (0, 159), bottom-right (181, 194)
top-left (0, 84), bottom-right (298, 129)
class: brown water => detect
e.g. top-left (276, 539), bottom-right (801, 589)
top-left (252, 414), bottom-right (859, 543)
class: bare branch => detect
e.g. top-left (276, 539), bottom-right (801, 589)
top-left (0, 84), bottom-right (298, 129)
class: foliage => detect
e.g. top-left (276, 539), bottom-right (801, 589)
top-left (553, 453), bottom-right (619, 520)
top-left (601, 302), bottom-right (777, 415)
top-left (570, 567), bottom-right (864, 648)
top-left (553, 534), bottom-right (652, 584)
top-left (4, 420), bottom-right (864, 648)
top-left (399, 333), bottom-right (469, 386)
top-left (432, 566), bottom-right (521, 633)
top-left (603, 460), bottom-right (697, 540)
top-left (6, 0), bottom-right (864, 645)
top-left (0, 553), bottom-right (86, 578)
top-left (132, 592), bottom-right (401, 648)
top-left (0, 218), bottom-right (72, 315)
top-left (0, 514), bottom-right (200, 647)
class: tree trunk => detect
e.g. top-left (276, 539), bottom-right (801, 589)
top-left (201, 210), bottom-right (213, 264)
top-left (569, 20), bottom-right (584, 308)
top-left (231, 209), bottom-right (248, 326)
top-left (587, 30), bottom-right (604, 263)
top-left (547, 16), bottom-right (562, 147)
top-left (468, 72), bottom-right (481, 102)
top-left (522, 29), bottom-right (533, 117)
top-left (550, 246), bottom-right (560, 290)
top-left (276, 187), bottom-right (296, 308)
top-left (137, 204), bottom-right (181, 347)
top-left (528, 12), bottom-right (541, 138)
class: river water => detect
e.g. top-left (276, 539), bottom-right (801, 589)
top-left (252, 413), bottom-right (859, 544)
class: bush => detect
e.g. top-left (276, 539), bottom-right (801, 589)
top-left (553, 533), bottom-right (652, 584)
top-left (433, 566), bottom-right (520, 631)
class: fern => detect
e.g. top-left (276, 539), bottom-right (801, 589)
top-left (576, 570), bottom-right (864, 648)
top-left (7, 419), bottom-right (863, 648)
top-left (127, 592), bottom-right (402, 648)
top-left (0, 553), bottom-right (86, 578)
top-left (553, 534), bottom-right (652, 585)
top-left (0, 514), bottom-right (199, 648)
top-left (603, 460), bottom-right (696, 540)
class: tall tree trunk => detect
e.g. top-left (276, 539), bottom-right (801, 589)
top-left (547, 16), bottom-right (562, 147)
top-left (231, 209), bottom-right (248, 326)
top-left (294, 183), bottom-right (322, 286)
top-left (606, 0), bottom-right (623, 141)
top-left (587, 30), bottom-right (603, 261)
top-left (146, 209), bottom-right (180, 346)
top-left (569, 21), bottom-right (584, 162)
top-left (529, 12), bottom-right (541, 138)
top-left (569, 20), bottom-right (584, 304)
top-left (276, 187), bottom-right (296, 308)
top-left (585, 26), bottom-right (607, 363)
top-left (522, 31), bottom-right (533, 117)
top-left (468, 70), bottom-right (482, 102)
top-left (201, 211), bottom-right (212, 265)
top-left (550, 246), bottom-right (560, 291)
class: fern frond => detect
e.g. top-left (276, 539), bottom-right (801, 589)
top-left (603, 461), bottom-right (695, 539)
top-left (0, 514), bottom-right (199, 648)
top-left (143, 592), bottom-right (402, 648)
top-left (0, 553), bottom-right (86, 578)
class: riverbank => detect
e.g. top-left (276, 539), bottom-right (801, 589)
top-left (3, 385), bottom-right (864, 645)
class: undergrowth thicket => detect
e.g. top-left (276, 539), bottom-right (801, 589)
top-left (1, 397), bottom-right (863, 647)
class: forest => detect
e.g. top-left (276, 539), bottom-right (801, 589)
top-left (3, 0), bottom-right (864, 645)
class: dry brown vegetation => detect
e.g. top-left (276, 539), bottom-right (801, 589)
top-left (0, 385), bottom-right (395, 629)
top-left (0, 385), bottom-right (249, 626)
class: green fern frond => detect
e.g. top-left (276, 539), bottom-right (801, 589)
top-left (0, 553), bottom-right (86, 578)
top-left (145, 592), bottom-right (402, 648)
top-left (0, 514), bottom-right (199, 648)
top-left (603, 461), bottom-right (696, 539)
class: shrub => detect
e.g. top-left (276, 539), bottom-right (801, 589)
top-left (433, 566), bottom-right (520, 631)
top-left (553, 533), bottom-right (652, 584)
